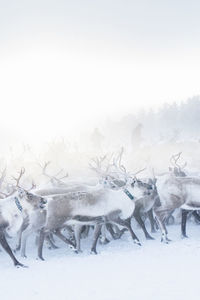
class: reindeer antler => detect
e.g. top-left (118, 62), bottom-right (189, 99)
top-left (0, 167), bottom-right (27, 198)
top-left (114, 147), bottom-right (128, 175)
top-left (89, 155), bottom-right (107, 175)
top-left (11, 167), bottom-right (25, 188)
top-left (113, 148), bottom-right (146, 180)
top-left (39, 161), bottom-right (68, 185)
top-left (27, 180), bottom-right (36, 191)
top-left (170, 152), bottom-right (187, 170)
top-left (131, 168), bottom-right (146, 177)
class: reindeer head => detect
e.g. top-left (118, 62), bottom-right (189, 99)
top-left (17, 188), bottom-right (47, 209)
top-left (131, 178), bottom-right (153, 196)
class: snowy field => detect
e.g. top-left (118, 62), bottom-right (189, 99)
top-left (0, 223), bottom-right (200, 300)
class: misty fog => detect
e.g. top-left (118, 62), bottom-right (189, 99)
top-left (0, 96), bottom-right (200, 189)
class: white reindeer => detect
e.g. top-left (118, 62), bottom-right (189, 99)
top-left (0, 188), bottom-right (47, 267)
top-left (154, 169), bottom-right (200, 242)
top-left (36, 174), bottom-right (149, 260)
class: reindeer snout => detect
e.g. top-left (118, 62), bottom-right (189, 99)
top-left (145, 188), bottom-right (153, 196)
top-left (41, 198), bottom-right (47, 204)
top-left (39, 198), bottom-right (47, 209)
top-left (146, 191), bottom-right (151, 195)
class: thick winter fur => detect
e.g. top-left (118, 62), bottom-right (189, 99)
top-left (36, 180), bottom-right (150, 260)
top-left (133, 179), bottom-right (158, 239)
top-left (19, 184), bottom-right (104, 257)
top-left (0, 189), bottom-right (47, 267)
top-left (155, 174), bottom-right (200, 242)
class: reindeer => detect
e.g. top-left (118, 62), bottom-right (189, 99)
top-left (154, 153), bottom-right (200, 243)
top-left (169, 152), bottom-right (200, 238)
top-left (0, 167), bottom-right (54, 260)
top-left (35, 152), bottom-right (154, 260)
top-left (0, 187), bottom-right (47, 267)
top-left (36, 174), bottom-right (150, 260)
top-left (19, 153), bottom-right (155, 258)
top-left (19, 181), bottom-right (111, 258)
top-left (107, 148), bottom-right (157, 240)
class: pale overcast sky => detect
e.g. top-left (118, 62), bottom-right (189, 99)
top-left (0, 0), bottom-right (200, 142)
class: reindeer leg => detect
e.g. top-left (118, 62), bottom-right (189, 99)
top-left (99, 224), bottom-right (110, 244)
top-left (106, 224), bottom-right (127, 239)
top-left (81, 225), bottom-right (90, 239)
top-left (106, 223), bottom-right (117, 239)
top-left (113, 217), bottom-right (141, 246)
top-left (181, 209), bottom-right (189, 238)
top-left (165, 211), bottom-right (175, 226)
top-left (91, 224), bottom-right (102, 254)
top-left (46, 234), bottom-right (59, 249)
top-left (15, 217), bottom-right (29, 251)
top-left (114, 225), bottom-right (128, 239)
top-left (147, 209), bottom-right (157, 233)
top-left (134, 209), bottom-right (154, 240)
top-left (37, 228), bottom-right (46, 261)
top-left (15, 229), bottom-right (23, 252)
top-left (154, 209), bottom-right (171, 243)
top-left (74, 225), bottom-right (83, 253)
top-left (0, 230), bottom-right (27, 267)
top-left (21, 227), bottom-right (33, 258)
top-left (63, 225), bottom-right (75, 243)
top-left (192, 210), bottom-right (200, 223)
top-left (15, 228), bottom-right (23, 252)
top-left (53, 229), bottom-right (75, 250)
top-left (48, 232), bottom-right (56, 244)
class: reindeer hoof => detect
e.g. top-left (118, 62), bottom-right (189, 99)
top-left (37, 256), bottom-right (45, 261)
top-left (74, 249), bottom-right (82, 254)
top-left (134, 240), bottom-right (141, 246)
top-left (15, 262), bottom-right (28, 268)
top-left (69, 245), bottom-right (76, 251)
top-left (113, 233), bottom-right (120, 240)
top-left (181, 234), bottom-right (188, 239)
top-left (90, 249), bottom-right (98, 255)
top-left (99, 238), bottom-right (110, 245)
top-left (161, 238), bottom-right (169, 244)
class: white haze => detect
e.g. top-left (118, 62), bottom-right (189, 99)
top-left (1, 0), bottom-right (200, 183)
top-left (1, 0), bottom-right (200, 148)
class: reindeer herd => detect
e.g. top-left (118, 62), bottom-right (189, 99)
top-left (0, 150), bottom-right (200, 268)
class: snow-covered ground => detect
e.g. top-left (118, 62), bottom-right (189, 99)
top-left (0, 223), bottom-right (200, 300)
